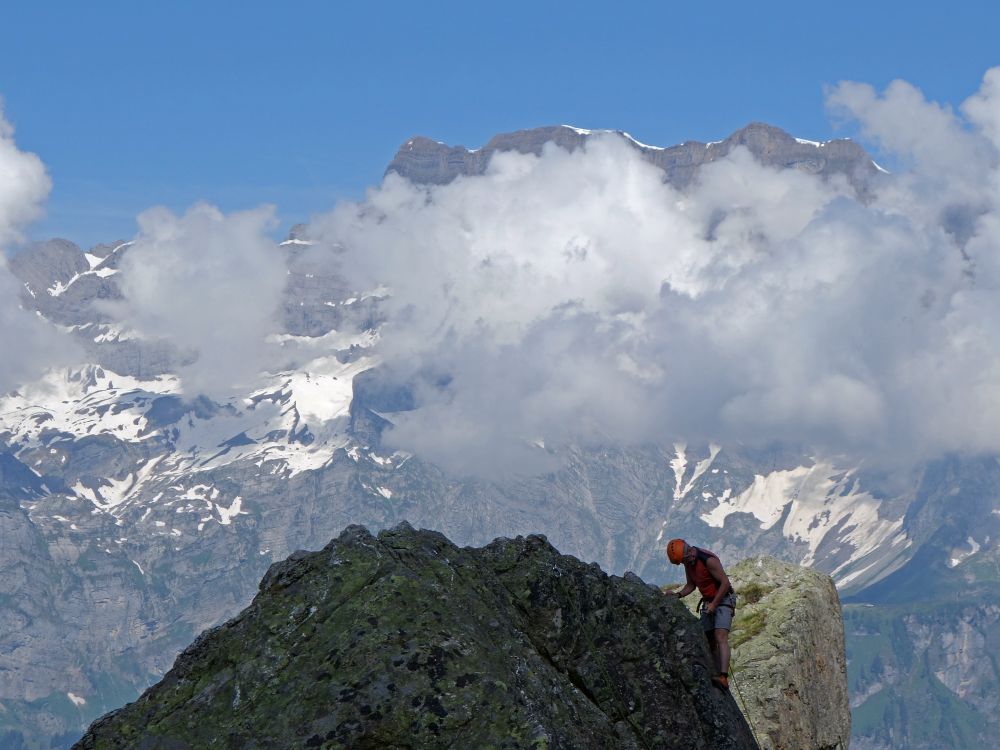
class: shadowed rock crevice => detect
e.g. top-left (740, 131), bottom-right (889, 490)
top-left (75, 522), bottom-right (758, 749)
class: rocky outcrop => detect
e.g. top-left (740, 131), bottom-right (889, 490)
top-left (385, 122), bottom-right (880, 197)
top-left (726, 557), bottom-right (851, 750)
top-left (76, 523), bottom-right (758, 749)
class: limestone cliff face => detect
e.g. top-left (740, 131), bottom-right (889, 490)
top-left (385, 122), bottom-right (879, 197)
top-left (845, 594), bottom-right (1000, 750)
top-left (76, 523), bottom-right (758, 749)
top-left (726, 557), bottom-right (851, 750)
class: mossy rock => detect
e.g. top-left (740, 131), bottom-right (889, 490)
top-left (727, 557), bottom-right (850, 750)
top-left (659, 556), bottom-right (850, 750)
top-left (75, 523), bottom-right (758, 749)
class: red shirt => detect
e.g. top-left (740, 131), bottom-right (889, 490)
top-left (685, 547), bottom-right (723, 599)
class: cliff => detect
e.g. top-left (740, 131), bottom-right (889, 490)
top-left (76, 523), bottom-right (758, 749)
top-left (385, 122), bottom-right (879, 197)
top-left (726, 557), bottom-right (851, 750)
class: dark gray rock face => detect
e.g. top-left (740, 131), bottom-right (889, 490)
top-left (280, 242), bottom-right (356, 337)
top-left (385, 122), bottom-right (880, 197)
top-left (8, 239), bottom-right (90, 300)
top-left (385, 126), bottom-right (590, 185)
top-left (76, 523), bottom-right (758, 749)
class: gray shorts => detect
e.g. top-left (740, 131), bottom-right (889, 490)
top-left (700, 592), bottom-right (737, 632)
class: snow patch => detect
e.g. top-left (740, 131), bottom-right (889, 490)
top-left (670, 443), bottom-right (687, 501)
top-left (361, 285), bottom-right (389, 301)
top-left (216, 495), bottom-right (247, 525)
top-left (560, 125), bottom-right (666, 151)
top-left (0, 367), bottom-right (180, 447)
top-left (45, 256), bottom-right (121, 297)
top-left (47, 279), bottom-right (73, 296)
top-left (670, 443), bottom-right (720, 500)
top-left (621, 132), bottom-right (665, 151)
top-left (701, 462), bottom-right (907, 577)
top-left (91, 324), bottom-right (136, 343)
top-left (281, 356), bottom-right (372, 423)
top-left (948, 536), bottom-right (981, 568)
top-left (681, 444), bottom-right (720, 498)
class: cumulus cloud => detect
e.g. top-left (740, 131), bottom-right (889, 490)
top-left (0, 103), bottom-right (50, 248)
top-left (311, 67), bottom-right (1000, 476)
top-left (109, 203), bottom-right (288, 399)
top-left (0, 104), bottom-right (76, 395)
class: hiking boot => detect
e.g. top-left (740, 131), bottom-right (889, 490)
top-left (712, 674), bottom-right (729, 690)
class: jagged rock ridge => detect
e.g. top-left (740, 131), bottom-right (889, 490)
top-left (385, 122), bottom-right (880, 197)
top-left (76, 523), bottom-right (758, 749)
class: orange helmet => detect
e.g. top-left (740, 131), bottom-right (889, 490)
top-left (666, 538), bottom-right (686, 565)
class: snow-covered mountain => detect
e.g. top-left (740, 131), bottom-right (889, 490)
top-left (1, 123), bottom-right (997, 749)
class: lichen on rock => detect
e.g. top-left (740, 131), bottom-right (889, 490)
top-left (74, 522), bottom-right (758, 749)
top-left (727, 557), bottom-right (851, 750)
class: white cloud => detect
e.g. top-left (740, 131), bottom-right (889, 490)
top-left (108, 203), bottom-right (288, 399)
top-left (0, 103), bottom-right (50, 248)
top-left (0, 105), bottom-right (76, 395)
top-left (312, 68), bottom-right (1000, 476)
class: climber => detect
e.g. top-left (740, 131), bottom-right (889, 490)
top-left (664, 538), bottom-right (736, 690)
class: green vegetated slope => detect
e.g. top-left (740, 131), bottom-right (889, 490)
top-left (75, 524), bottom-right (757, 750)
top-left (840, 526), bottom-right (1000, 750)
top-left (844, 592), bottom-right (1000, 750)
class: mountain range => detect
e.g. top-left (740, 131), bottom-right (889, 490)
top-left (1, 122), bottom-right (997, 749)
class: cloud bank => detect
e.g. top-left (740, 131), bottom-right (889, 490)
top-left (5, 70), bottom-right (1000, 479)
top-left (312, 68), bottom-right (1000, 476)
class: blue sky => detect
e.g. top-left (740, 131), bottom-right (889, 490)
top-left (1, 0), bottom-right (997, 247)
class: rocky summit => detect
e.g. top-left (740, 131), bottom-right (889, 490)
top-left (75, 523), bottom-right (758, 749)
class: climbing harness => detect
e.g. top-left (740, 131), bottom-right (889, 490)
top-left (696, 596), bottom-right (736, 615)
